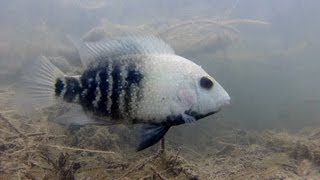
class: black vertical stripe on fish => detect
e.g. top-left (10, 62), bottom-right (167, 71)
top-left (96, 67), bottom-right (110, 115)
top-left (55, 78), bottom-right (64, 97)
top-left (124, 64), bottom-right (144, 114)
top-left (79, 69), bottom-right (98, 111)
top-left (110, 64), bottom-right (122, 119)
top-left (63, 77), bottom-right (81, 102)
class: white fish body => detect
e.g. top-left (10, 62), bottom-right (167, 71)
top-left (136, 54), bottom-right (229, 123)
top-left (17, 35), bottom-right (230, 150)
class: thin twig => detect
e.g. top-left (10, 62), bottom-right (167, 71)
top-left (5, 132), bottom-right (48, 140)
top-left (178, 145), bottom-right (203, 158)
top-left (158, 19), bottom-right (239, 36)
top-left (160, 138), bottom-right (165, 153)
top-left (222, 19), bottom-right (270, 26)
top-left (44, 144), bottom-right (117, 155)
top-left (118, 152), bottom-right (161, 179)
top-left (217, 141), bottom-right (238, 147)
top-left (158, 18), bottom-right (269, 36)
top-left (170, 148), bottom-right (181, 169)
top-left (150, 166), bottom-right (168, 180)
top-left (0, 113), bottom-right (26, 138)
top-left (0, 128), bottom-right (16, 136)
top-left (0, 110), bottom-right (15, 114)
top-left (5, 134), bottom-right (66, 141)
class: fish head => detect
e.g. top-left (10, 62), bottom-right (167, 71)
top-left (196, 74), bottom-right (230, 117)
top-left (184, 65), bottom-right (230, 120)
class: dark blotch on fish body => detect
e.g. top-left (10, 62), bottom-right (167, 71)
top-left (124, 64), bottom-right (144, 113)
top-left (96, 68), bottom-right (109, 116)
top-left (55, 78), bottom-right (64, 96)
top-left (79, 68), bottom-right (98, 111)
top-left (63, 77), bottom-right (81, 102)
top-left (110, 64), bottom-right (122, 119)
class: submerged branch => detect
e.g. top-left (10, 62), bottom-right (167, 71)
top-left (158, 18), bottom-right (270, 36)
top-left (4, 133), bottom-right (66, 141)
top-left (0, 113), bottom-right (26, 138)
top-left (222, 18), bottom-right (270, 26)
top-left (43, 144), bottom-right (117, 155)
top-left (150, 166), bottom-right (168, 180)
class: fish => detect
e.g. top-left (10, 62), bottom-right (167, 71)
top-left (17, 35), bottom-right (230, 151)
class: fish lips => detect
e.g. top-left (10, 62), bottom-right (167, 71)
top-left (185, 109), bottom-right (221, 120)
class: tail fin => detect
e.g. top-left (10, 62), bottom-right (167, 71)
top-left (15, 56), bottom-right (65, 113)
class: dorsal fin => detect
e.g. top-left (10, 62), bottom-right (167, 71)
top-left (77, 35), bottom-right (175, 67)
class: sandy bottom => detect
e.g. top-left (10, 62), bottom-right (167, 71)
top-left (1, 84), bottom-right (320, 180)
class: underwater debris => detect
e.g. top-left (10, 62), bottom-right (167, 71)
top-left (81, 17), bottom-right (269, 55)
top-left (39, 151), bottom-right (78, 180)
top-left (260, 130), bottom-right (320, 166)
top-left (62, 0), bottom-right (110, 10)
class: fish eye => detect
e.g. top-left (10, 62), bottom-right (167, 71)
top-left (200, 76), bottom-right (214, 89)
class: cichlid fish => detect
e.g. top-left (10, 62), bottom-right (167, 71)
top-left (17, 35), bottom-right (230, 151)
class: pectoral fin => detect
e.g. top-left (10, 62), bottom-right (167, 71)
top-left (136, 123), bottom-right (170, 151)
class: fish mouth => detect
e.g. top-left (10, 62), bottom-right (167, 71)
top-left (185, 109), bottom-right (221, 120)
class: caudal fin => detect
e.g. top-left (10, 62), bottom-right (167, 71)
top-left (16, 56), bottom-right (65, 113)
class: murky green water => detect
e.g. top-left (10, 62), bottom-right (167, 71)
top-left (1, 1), bottom-right (320, 179)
